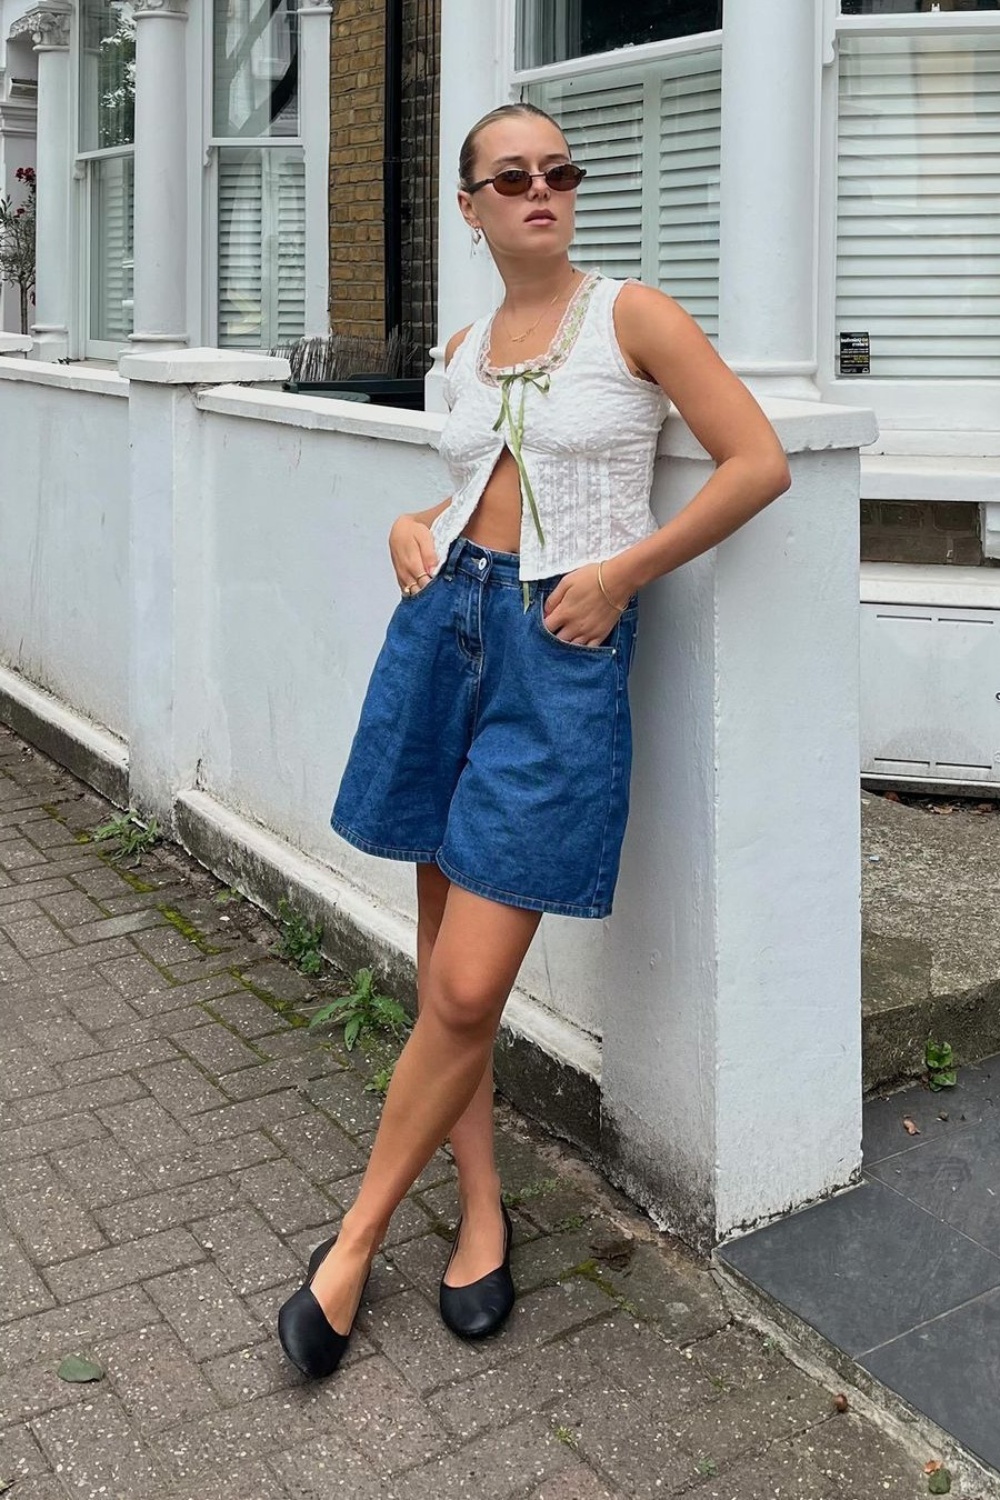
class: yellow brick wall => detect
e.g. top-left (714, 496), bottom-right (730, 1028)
top-left (328, 0), bottom-right (387, 339)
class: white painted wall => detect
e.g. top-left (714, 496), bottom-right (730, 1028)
top-left (0, 359), bottom-right (130, 735)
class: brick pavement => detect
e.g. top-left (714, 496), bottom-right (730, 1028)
top-left (0, 725), bottom-right (944, 1498)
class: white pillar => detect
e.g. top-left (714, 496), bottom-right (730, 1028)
top-left (299, 0), bottom-right (332, 336)
top-left (129, 0), bottom-right (189, 350)
top-left (718, 0), bottom-right (820, 399)
top-left (18, 2), bottom-right (72, 359)
top-left (118, 349), bottom-right (290, 825)
top-left (599, 399), bottom-right (877, 1247)
top-left (424, 0), bottom-right (503, 412)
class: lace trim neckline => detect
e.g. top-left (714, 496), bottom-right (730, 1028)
top-left (477, 270), bottom-right (600, 387)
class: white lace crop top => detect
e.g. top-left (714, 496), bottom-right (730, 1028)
top-left (435, 272), bottom-right (670, 582)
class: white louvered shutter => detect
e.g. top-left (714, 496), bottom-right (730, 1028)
top-left (837, 32), bottom-right (1000, 379)
top-left (219, 148), bottom-right (264, 347)
top-left (533, 73), bottom-right (644, 280)
top-left (273, 150), bottom-right (306, 343)
top-left (91, 155), bottom-right (134, 343)
top-left (658, 49), bottom-right (721, 338)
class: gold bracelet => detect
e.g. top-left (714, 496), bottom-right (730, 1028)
top-left (597, 560), bottom-right (627, 615)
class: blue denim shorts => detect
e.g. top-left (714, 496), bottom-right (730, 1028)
top-left (331, 536), bottom-right (639, 918)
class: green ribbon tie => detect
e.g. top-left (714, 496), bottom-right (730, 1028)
top-left (492, 369), bottom-right (551, 610)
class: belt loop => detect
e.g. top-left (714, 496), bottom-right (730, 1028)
top-left (442, 536), bottom-right (466, 580)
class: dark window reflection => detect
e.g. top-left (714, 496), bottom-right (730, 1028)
top-left (842, 2), bottom-right (998, 13)
top-left (520, 0), bottom-right (722, 69)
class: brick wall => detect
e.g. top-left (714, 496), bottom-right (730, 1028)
top-left (329, 0), bottom-right (387, 341)
top-left (327, 0), bottom-right (440, 373)
top-left (860, 501), bottom-right (996, 566)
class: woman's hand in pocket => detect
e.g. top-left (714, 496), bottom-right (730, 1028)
top-left (389, 515), bottom-right (439, 595)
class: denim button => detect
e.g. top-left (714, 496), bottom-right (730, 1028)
top-left (477, 557), bottom-right (487, 571)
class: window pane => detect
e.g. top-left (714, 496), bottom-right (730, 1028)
top-left (218, 146), bottom-right (305, 347)
top-left (518, 0), bottom-right (722, 69)
top-left (90, 154), bottom-right (134, 343)
top-left (842, 2), bottom-right (998, 12)
top-left (214, 0), bottom-right (299, 139)
top-left (837, 33), bottom-right (1000, 378)
top-left (79, 0), bottom-right (135, 151)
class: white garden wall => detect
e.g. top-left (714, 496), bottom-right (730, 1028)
top-left (0, 359), bottom-right (129, 738)
top-left (0, 346), bottom-right (877, 1247)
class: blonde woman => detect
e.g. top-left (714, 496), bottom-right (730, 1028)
top-left (278, 102), bottom-right (790, 1378)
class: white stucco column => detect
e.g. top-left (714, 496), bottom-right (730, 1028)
top-left (598, 399), bottom-right (878, 1247)
top-left (424, 0), bottom-right (503, 412)
top-left (129, 0), bottom-right (189, 350)
top-left (299, 0), bottom-right (332, 335)
top-left (718, 0), bottom-right (820, 398)
top-left (118, 348), bottom-right (290, 825)
top-left (15, 2), bottom-right (71, 359)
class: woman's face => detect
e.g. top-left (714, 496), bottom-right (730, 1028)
top-left (459, 114), bottom-right (578, 261)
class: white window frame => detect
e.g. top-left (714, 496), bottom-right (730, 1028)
top-left (201, 0), bottom-right (307, 349)
top-left (817, 7), bottom-right (1000, 444)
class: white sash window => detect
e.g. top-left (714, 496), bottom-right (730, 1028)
top-left (79, 0), bottom-right (135, 353)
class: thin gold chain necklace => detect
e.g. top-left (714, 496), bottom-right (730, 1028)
top-left (501, 269), bottom-right (578, 346)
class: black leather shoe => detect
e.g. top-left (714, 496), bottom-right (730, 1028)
top-left (439, 1197), bottom-right (515, 1340)
top-left (277, 1233), bottom-right (370, 1379)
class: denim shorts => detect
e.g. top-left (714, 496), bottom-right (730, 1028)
top-left (331, 536), bottom-right (639, 918)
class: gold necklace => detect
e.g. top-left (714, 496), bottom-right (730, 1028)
top-left (502, 270), bottom-right (578, 345)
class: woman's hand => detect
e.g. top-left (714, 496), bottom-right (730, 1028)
top-left (389, 514), bottom-right (439, 595)
top-left (542, 562), bottom-right (630, 646)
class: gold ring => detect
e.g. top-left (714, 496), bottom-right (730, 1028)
top-left (401, 583), bottom-right (414, 598)
top-left (417, 572), bottom-right (430, 582)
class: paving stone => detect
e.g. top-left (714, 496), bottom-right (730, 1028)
top-left (175, 1024), bottom-right (264, 1076)
top-left (564, 1313), bottom-right (723, 1410)
top-left (31, 1391), bottom-right (164, 1499)
top-left (137, 1057), bottom-right (229, 1117)
top-left (0, 877), bottom-right (73, 908)
top-left (98, 1096), bottom-right (193, 1159)
top-left (64, 982), bottom-right (143, 1031)
top-left (0, 1111), bottom-right (104, 1165)
top-left (0, 1048), bottom-right (61, 1101)
top-left (680, 1448), bottom-right (840, 1500)
top-left (149, 1387), bottom-right (321, 1481)
top-left (17, 1014), bottom-right (103, 1064)
top-left (45, 1228), bottom-right (204, 1303)
top-left (0, 1154), bottom-right (60, 1200)
top-left (3, 915), bottom-right (75, 957)
top-left (526, 1463), bottom-right (625, 1500)
top-left (72, 865), bottom-right (155, 898)
top-left (265, 1429), bottom-right (386, 1500)
top-left (99, 1322), bottom-right (219, 1432)
top-left (220, 1054), bottom-right (326, 1101)
top-left (0, 940), bottom-right (34, 983)
top-left (96, 1176), bottom-right (243, 1244)
top-left (428, 1334), bottom-right (603, 1443)
top-left (58, 1037), bottom-right (181, 1087)
top-left (486, 1278), bottom-right (617, 1364)
top-left (65, 908), bottom-right (167, 943)
top-left (4, 1181), bottom-right (106, 1265)
top-left (267, 1111), bottom-right (368, 1180)
top-left (383, 1226), bottom-right (457, 1299)
top-left (52, 1136), bottom-right (152, 1209)
top-left (0, 1363), bottom-right (88, 1424)
top-left (391, 1413), bottom-right (577, 1500)
top-left (146, 1261), bottom-right (263, 1359)
top-left (160, 1458), bottom-right (281, 1500)
top-left (206, 991), bottom-right (292, 1039)
top-left (142, 1131), bottom-right (281, 1190)
top-left (785, 1413), bottom-right (928, 1497)
top-left (670, 1365), bottom-right (836, 1472)
top-left (360, 1287), bottom-right (492, 1394)
top-left (0, 1286), bottom-right (158, 1375)
top-left (688, 1324), bottom-right (787, 1392)
top-left (304, 1069), bottom-right (385, 1134)
top-left (132, 925), bottom-right (214, 967)
top-left (0, 896), bottom-right (44, 924)
top-left (0, 837), bottom-right (48, 871)
top-left (547, 1385), bottom-right (692, 1499)
top-left (13, 1072), bottom-right (146, 1125)
top-left (191, 1207), bottom-right (301, 1297)
top-left (235, 958), bottom-right (317, 1003)
top-left (201, 1313), bottom-right (374, 1406)
top-left (255, 1027), bottom-right (341, 1063)
top-left (36, 890), bottom-right (108, 926)
top-left (185, 1088), bottom-right (310, 1144)
top-left (0, 1421), bottom-right (49, 1483)
top-left (233, 1158), bottom-right (339, 1236)
top-left (11, 853), bottom-right (97, 883)
top-left (596, 1241), bottom-right (730, 1344)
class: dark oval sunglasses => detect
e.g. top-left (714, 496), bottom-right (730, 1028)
top-left (468, 163), bottom-right (587, 197)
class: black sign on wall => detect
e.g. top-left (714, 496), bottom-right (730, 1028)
top-left (840, 331), bottom-right (871, 376)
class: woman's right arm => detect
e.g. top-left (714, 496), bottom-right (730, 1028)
top-left (389, 325), bottom-right (473, 589)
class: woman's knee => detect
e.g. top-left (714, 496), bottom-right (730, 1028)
top-left (423, 963), bottom-right (503, 1036)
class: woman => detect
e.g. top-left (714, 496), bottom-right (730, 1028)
top-left (278, 102), bottom-right (790, 1379)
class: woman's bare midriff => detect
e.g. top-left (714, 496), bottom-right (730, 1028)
top-left (460, 447), bottom-right (524, 553)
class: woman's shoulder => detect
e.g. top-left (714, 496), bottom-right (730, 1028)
top-left (445, 324), bottom-right (475, 369)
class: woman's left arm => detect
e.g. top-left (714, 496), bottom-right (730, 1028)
top-left (603, 282), bottom-right (792, 602)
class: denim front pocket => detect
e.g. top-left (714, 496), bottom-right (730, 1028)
top-left (534, 594), bottom-right (618, 657)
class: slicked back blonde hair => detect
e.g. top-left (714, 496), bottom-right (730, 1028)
top-left (458, 103), bottom-right (568, 192)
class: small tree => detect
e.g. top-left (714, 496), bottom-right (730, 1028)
top-left (0, 167), bottom-right (36, 335)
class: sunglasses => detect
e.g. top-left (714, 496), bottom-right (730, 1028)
top-left (467, 163), bottom-right (587, 197)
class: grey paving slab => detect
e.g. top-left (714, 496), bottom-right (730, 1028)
top-left (4, 1181), bottom-right (107, 1264)
top-left (52, 1136), bottom-right (153, 1209)
top-left (787, 1413), bottom-right (930, 1499)
top-left (389, 1412), bottom-right (577, 1500)
top-left (0, 1286), bottom-right (158, 1375)
top-left (265, 1430), bottom-right (386, 1500)
top-left (31, 1391), bottom-right (164, 1499)
top-left (99, 1321), bottom-right (220, 1433)
top-left (95, 1175), bottom-right (243, 1244)
top-left (174, 1022), bottom-right (264, 1076)
top-left (137, 1056), bottom-right (230, 1117)
top-left (861, 1286), bottom-right (1000, 1473)
top-left (191, 1206), bottom-right (302, 1297)
top-left (97, 1096), bottom-right (193, 1158)
top-left (141, 1130), bottom-right (282, 1190)
top-left (0, 1421), bottom-right (49, 1484)
top-left (145, 1261), bottom-right (264, 1359)
top-left (868, 1115), bottom-right (1000, 1253)
top-left (45, 1227), bottom-right (205, 1303)
top-left (718, 1177), bottom-right (1000, 1355)
top-left (863, 1070), bottom-right (998, 1169)
top-left (13, 1072), bottom-right (145, 1125)
top-left (0, 1226), bottom-right (55, 1322)
top-left (526, 1463), bottom-right (625, 1500)
top-left (268, 1109), bottom-right (368, 1179)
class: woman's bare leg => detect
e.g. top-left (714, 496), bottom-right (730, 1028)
top-left (308, 885), bottom-right (541, 1334)
top-left (415, 863), bottom-right (505, 1286)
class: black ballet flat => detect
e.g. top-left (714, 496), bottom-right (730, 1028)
top-left (439, 1197), bottom-right (515, 1340)
top-left (277, 1232), bottom-right (370, 1380)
